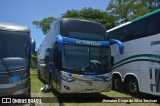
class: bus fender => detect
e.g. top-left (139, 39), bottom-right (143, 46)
top-left (112, 72), bottom-right (123, 81)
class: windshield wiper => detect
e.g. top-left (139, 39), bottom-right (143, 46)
top-left (0, 58), bottom-right (11, 76)
top-left (0, 58), bottom-right (20, 83)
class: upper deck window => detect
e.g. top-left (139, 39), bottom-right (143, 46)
top-left (61, 19), bottom-right (106, 41)
top-left (0, 30), bottom-right (29, 58)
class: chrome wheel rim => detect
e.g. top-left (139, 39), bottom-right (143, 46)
top-left (129, 80), bottom-right (138, 93)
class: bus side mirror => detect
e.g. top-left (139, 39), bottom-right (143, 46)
top-left (31, 38), bottom-right (36, 53)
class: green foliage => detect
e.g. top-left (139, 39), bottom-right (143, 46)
top-left (32, 0), bottom-right (160, 34)
top-left (32, 7), bottom-right (116, 34)
top-left (31, 51), bottom-right (38, 69)
top-left (143, 0), bottom-right (160, 11)
top-left (107, 0), bottom-right (141, 24)
top-left (32, 17), bottom-right (56, 35)
top-left (62, 7), bottom-right (116, 30)
top-left (107, 0), bottom-right (160, 25)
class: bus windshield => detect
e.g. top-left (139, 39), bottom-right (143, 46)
top-left (62, 44), bottom-right (111, 74)
top-left (62, 19), bottom-right (106, 40)
top-left (0, 30), bottom-right (29, 58)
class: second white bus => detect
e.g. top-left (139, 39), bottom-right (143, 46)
top-left (108, 9), bottom-right (160, 96)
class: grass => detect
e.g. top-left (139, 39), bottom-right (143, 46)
top-left (30, 69), bottom-right (160, 106)
top-left (31, 74), bottom-right (54, 97)
top-left (30, 74), bottom-right (43, 92)
top-left (30, 68), bottom-right (37, 74)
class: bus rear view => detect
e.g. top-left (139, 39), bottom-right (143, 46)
top-left (0, 22), bottom-right (35, 96)
top-left (38, 18), bottom-right (124, 93)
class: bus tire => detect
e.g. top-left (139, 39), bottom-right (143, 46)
top-left (112, 76), bottom-right (123, 92)
top-left (126, 77), bottom-right (139, 95)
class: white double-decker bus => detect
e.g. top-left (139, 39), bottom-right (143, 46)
top-left (108, 9), bottom-right (160, 96)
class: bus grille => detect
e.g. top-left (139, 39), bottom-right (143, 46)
top-left (0, 69), bottom-right (29, 84)
top-left (155, 69), bottom-right (160, 92)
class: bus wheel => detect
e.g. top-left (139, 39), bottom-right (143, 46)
top-left (112, 76), bottom-right (123, 92)
top-left (127, 78), bottom-right (139, 95)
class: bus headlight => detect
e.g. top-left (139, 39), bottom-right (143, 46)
top-left (104, 77), bottom-right (112, 82)
top-left (61, 76), bottom-right (75, 82)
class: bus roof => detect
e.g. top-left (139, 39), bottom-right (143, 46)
top-left (107, 9), bottom-right (160, 32)
top-left (0, 22), bottom-right (29, 32)
top-left (60, 18), bottom-right (102, 25)
top-left (107, 22), bottom-right (131, 32)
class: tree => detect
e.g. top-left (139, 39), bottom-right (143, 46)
top-left (62, 7), bottom-right (116, 30)
top-left (107, 0), bottom-right (142, 24)
top-left (144, 0), bottom-right (160, 11)
top-left (33, 0), bottom-right (160, 34)
top-left (32, 17), bottom-right (56, 35)
top-left (31, 51), bottom-right (38, 69)
top-left (106, 0), bottom-right (160, 25)
top-left (32, 7), bottom-right (116, 35)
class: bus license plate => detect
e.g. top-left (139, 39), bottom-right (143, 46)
top-left (85, 89), bottom-right (94, 93)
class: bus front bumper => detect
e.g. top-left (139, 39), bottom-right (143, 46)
top-left (58, 80), bottom-right (112, 93)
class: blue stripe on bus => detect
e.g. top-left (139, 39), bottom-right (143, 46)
top-left (56, 35), bottom-right (110, 51)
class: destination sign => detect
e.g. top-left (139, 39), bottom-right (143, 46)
top-left (57, 35), bottom-right (110, 48)
top-left (76, 40), bottom-right (101, 46)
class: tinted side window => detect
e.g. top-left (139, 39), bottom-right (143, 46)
top-left (124, 24), bottom-right (135, 41)
top-left (108, 26), bottom-right (130, 42)
top-left (108, 30), bottom-right (116, 40)
top-left (134, 19), bottom-right (147, 39)
top-left (114, 28), bottom-right (122, 41)
top-left (147, 12), bottom-right (160, 36)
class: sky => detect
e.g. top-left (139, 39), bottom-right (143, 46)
top-left (0, 0), bottom-right (109, 48)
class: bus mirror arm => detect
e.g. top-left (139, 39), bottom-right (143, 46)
top-left (109, 39), bottom-right (124, 54)
top-left (56, 35), bottom-right (124, 54)
top-left (31, 38), bottom-right (36, 53)
top-left (56, 35), bottom-right (63, 51)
